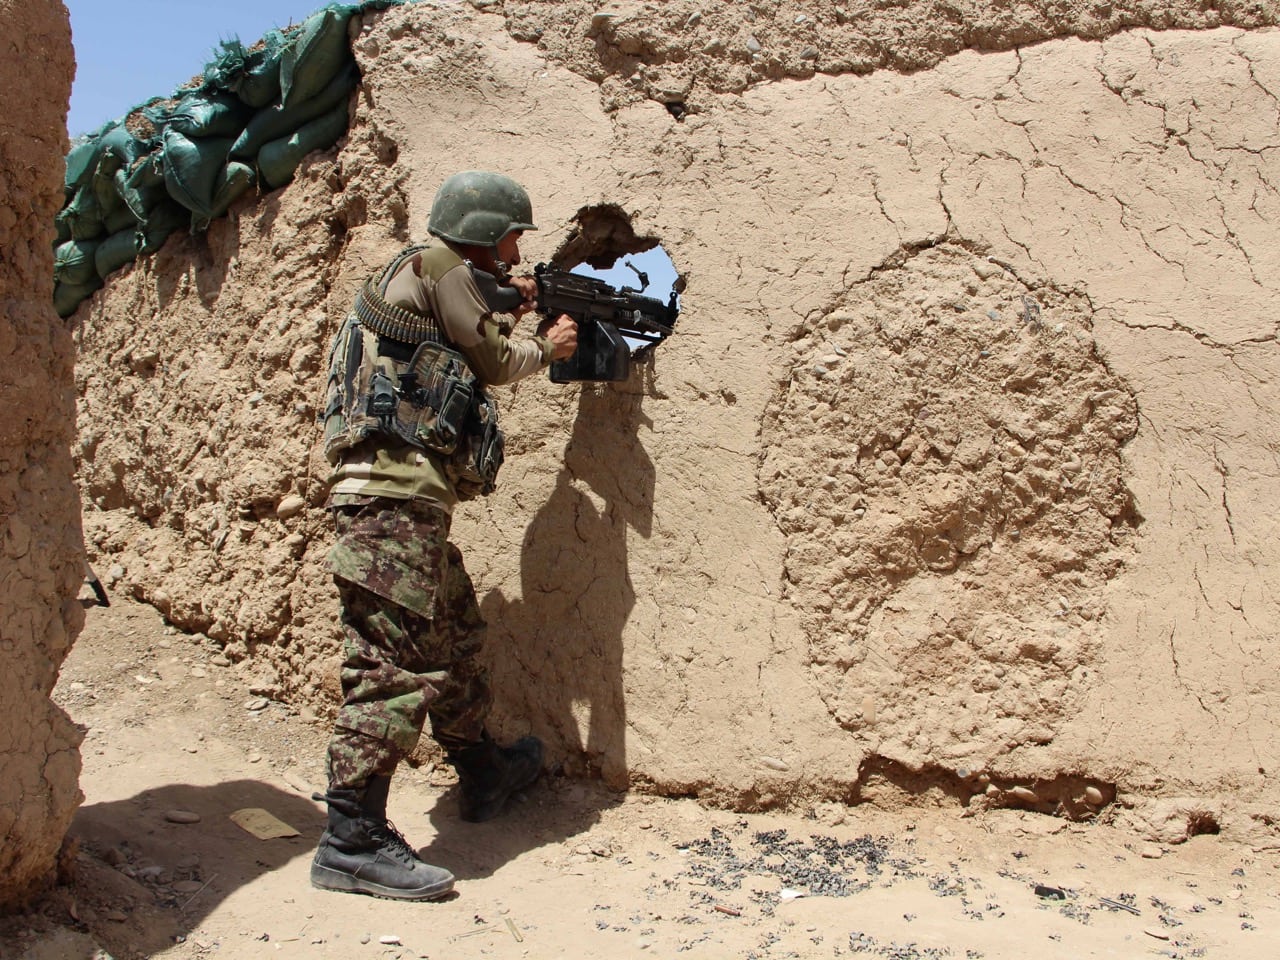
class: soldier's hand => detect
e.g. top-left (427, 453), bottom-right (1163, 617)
top-left (509, 276), bottom-right (538, 319)
top-left (540, 314), bottom-right (578, 361)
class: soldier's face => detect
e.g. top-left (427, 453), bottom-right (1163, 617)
top-left (497, 230), bottom-right (523, 267)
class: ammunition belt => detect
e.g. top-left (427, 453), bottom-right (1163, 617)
top-left (354, 278), bottom-right (445, 345)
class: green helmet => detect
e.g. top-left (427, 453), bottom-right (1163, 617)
top-left (427, 171), bottom-right (538, 247)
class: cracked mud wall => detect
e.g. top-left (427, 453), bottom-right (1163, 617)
top-left (0, 0), bottom-right (84, 907)
top-left (71, 1), bottom-right (1280, 839)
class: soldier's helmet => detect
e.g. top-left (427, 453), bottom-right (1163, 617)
top-left (427, 171), bottom-right (538, 247)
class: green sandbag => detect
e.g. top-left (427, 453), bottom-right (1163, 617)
top-left (56, 186), bottom-right (104, 241)
top-left (94, 228), bottom-right (140, 279)
top-left (103, 204), bottom-right (138, 236)
top-left (161, 129), bottom-right (237, 219)
top-left (257, 99), bottom-right (350, 189)
top-left (116, 155), bottom-right (168, 221)
top-left (280, 8), bottom-right (354, 109)
top-left (54, 277), bottom-right (103, 319)
top-left (64, 136), bottom-right (103, 192)
top-left (93, 158), bottom-right (132, 229)
top-left (54, 238), bottom-right (101, 286)
top-left (193, 162), bottom-right (257, 230)
top-left (98, 122), bottom-right (148, 166)
top-left (161, 91), bottom-right (252, 139)
top-left (207, 33), bottom-right (286, 109)
top-left (230, 62), bottom-right (357, 160)
top-left (137, 201), bottom-right (192, 254)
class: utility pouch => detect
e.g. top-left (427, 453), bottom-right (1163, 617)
top-left (447, 390), bottom-right (505, 501)
top-left (393, 340), bottom-right (475, 456)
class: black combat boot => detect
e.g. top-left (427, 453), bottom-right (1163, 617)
top-left (310, 776), bottom-right (454, 900)
top-left (450, 734), bottom-right (544, 823)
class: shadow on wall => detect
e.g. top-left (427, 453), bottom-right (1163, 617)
top-left (482, 383), bottom-right (655, 790)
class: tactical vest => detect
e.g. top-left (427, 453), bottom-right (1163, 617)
top-left (319, 246), bottom-right (505, 500)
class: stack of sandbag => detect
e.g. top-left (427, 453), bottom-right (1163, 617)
top-left (54, 1), bottom-right (400, 318)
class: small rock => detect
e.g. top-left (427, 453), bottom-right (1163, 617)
top-left (746, 36), bottom-right (762, 54)
top-left (1083, 786), bottom-right (1105, 805)
top-left (360, 933), bottom-right (371, 945)
top-left (165, 809), bottom-right (202, 824)
top-left (379, 934), bottom-right (401, 945)
top-left (105, 910), bottom-right (128, 922)
top-left (247, 752), bottom-right (263, 764)
top-left (1143, 928), bottom-right (1170, 941)
top-left (103, 847), bottom-right (127, 867)
top-left (210, 655), bottom-right (231, 667)
top-left (1008, 786), bottom-right (1040, 804)
top-left (759, 756), bottom-right (790, 772)
top-left (1140, 843), bottom-right (1163, 859)
top-left (276, 495), bottom-right (306, 520)
top-left (245, 698), bottom-right (269, 712)
top-left (189, 667), bottom-right (207, 679)
top-left (172, 880), bottom-right (204, 894)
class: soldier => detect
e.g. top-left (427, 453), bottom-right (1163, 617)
top-left (311, 171), bottom-right (578, 900)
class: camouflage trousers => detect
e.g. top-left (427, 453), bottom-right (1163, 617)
top-left (325, 496), bottom-right (491, 791)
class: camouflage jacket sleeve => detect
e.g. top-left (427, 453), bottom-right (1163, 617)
top-left (431, 262), bottom-right (552, 386)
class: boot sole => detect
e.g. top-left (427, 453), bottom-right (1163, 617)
top-left (310, 863), bottom-right (454, 901)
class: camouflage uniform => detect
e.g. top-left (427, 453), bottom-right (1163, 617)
top-left (322, 238), bottom-right (553, 793)
top-left (325, 495), bottom-right (491, 790)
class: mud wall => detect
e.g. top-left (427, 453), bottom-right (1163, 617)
top-left (73, 1), bottom-right (1280, 841)
top-left (0, 0), bottom-right (85, 908)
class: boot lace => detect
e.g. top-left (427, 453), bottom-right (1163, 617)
top-left (367, 819), bottom-right (420, 866)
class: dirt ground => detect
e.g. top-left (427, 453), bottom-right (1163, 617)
top-left (0, 596), bottom-right (1274, 960)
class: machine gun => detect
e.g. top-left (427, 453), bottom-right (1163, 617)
top-left (473, 261), bottom-right (679, 383)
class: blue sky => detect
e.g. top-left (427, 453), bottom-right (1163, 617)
top-left (66, 0), bottom-right (333, 136)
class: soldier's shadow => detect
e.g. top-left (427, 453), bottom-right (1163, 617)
top-left (420, 380), bottom-right (655, 877)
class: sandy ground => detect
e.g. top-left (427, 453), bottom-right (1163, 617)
top-left (4, 596), bottom-right (1278, 960)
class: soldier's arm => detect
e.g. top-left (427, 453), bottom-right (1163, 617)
top-left (434, 264), bottom-right (551, 385)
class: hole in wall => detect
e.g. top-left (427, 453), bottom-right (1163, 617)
top-left (552, 203), bottom-right (682, 357)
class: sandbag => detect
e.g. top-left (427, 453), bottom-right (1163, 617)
top-left (257, 99), bottom-right (350, 188)
top-left (54, 238), bottom-right (101, 286)
top-left (280, 8), bottom-right (354, 109)
top-left (137, 201), bottom-right (192, 255)
top-left (94, 228), bottom-right (140, 279)
top-left (116, 155), bottom-right (168, 222)
top-left (64, 136), bottom-right (103, 193)
top-left (103, 204), bottom-right (138, 236)
top-left (207, 33), bottom-right (286, 109)
top-left (230, 61), bottom-right (357, 160)
top-left (161, 129), bottom-right (237, 219)
top-left (56, 186), bottom-right (104, 241)
top-left (161, 91), bottom-right (253, 139)
top-left (193, 162), bottom-right (257, 230)
top-left (93, 155), bottom-right (134, 230)
top-left (98, 122), bottom-right (148, 167)
top-left (54, 277), bottom-right (103, 319)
